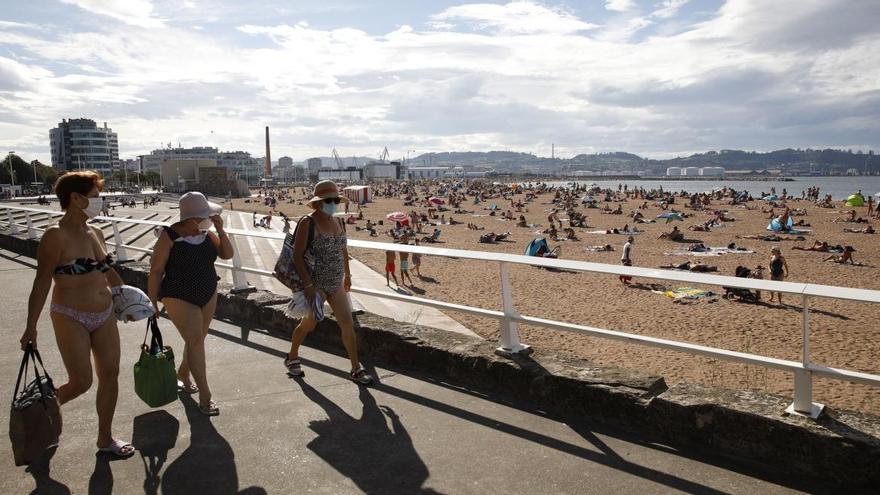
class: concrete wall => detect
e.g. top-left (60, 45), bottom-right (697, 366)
top-left (1, 229), bottom-right (879, 488)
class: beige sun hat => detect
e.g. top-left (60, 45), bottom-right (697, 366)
top-left (307, 180), bottom-right (349, 205)
top-left (179, 191), bottom-right (222, 221)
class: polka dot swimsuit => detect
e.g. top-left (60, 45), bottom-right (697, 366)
top-left (159, 226), bottom-right (219, 307)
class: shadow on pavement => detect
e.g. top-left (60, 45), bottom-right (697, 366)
top-left (295, 379), bottom-right (442, 495)
top-left (160, 393), bottom-right (266, 495)
top-left (209, 323), bottom-right (841, 494)
top-left (132, 410), bottom-right (179, 495)
top-left (25, 446), bottom-right (70, 495)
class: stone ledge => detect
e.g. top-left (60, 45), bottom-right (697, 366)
top-left (1, 230), bottom-right (878, 488)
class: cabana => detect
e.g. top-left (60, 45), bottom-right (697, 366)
top-left (343, 185), bottom-right (372, 204)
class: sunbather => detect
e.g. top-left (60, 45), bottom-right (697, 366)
top-left (843, 225), bottom-right (874, 234)
top-left (823, 246), bottom-right (857, 264)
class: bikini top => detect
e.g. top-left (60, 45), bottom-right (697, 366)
top-left (54, 254), bottom-right (114, 276)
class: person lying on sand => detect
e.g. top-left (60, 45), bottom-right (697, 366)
top-left (659, 261), bottom-right (718, 272)
top-left (737, 234), bottom-right (806, 242)
top-left (793, 241), bottom-right (832, 252)
top-left (586, 244), bottom-right (614, 252)
top-left (843, 225), bottom-right (875, 234)
top-left (823, 246), bottom-right (858, 265)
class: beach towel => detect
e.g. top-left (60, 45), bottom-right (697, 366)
top-left (654, 287), bottom-right (715, 300)
top-left (664, 247), bottom-right (755, 257)
top-left (585, 230), bottom-right (643, 235)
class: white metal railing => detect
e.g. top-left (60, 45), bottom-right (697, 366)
top-left (4, 204), bottom-right (880, 419)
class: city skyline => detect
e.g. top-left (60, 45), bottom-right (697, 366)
top-left (1, 1), bottom-right (878, 164)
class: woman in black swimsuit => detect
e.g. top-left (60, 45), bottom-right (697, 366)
top-left (148, 192), bottom-right (233, 415)
top-left (768, 247), bottom-right (789, 304)
top-left (20, 171), bottom-right (135, 457)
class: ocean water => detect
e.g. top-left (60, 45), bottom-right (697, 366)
top-left (549, 176), bottom-right (880, 200)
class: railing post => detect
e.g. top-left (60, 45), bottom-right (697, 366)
top-left (25, 212), bottom-right (36, 239)
top-left (227, 233), bottom-right (252, 292)
top-left (496, 261), bottom-right (531, 357)
top-left (7, 209), bottom-right (19, 234)
top-left (787, 294), bottom-right (824, 419)
top-left (110, 220), bottom-right (129, 262)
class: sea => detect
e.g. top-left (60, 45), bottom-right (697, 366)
top-left (546, 176), bottom-right (880, 200)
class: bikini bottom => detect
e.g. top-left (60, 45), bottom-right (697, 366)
top-left (50, 302), bottom-right (114, 332)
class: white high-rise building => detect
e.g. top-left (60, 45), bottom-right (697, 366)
top-left (49, 118), bottom-right (119, 174)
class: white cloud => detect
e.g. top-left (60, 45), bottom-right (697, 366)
top-left (59, 0), bottom-right (164, 28)
top-left (605, 0), bottom-right (637, 13)
top-left (651, 0), bottom-right (690, 19)
top-left (0, 0), bottom-right (878, 163)
top-left (430, 2), bottom-right (598, 34)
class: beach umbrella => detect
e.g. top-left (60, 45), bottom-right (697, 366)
top-left (386, 212), bottom-right (409, 224)
top-left (657, 212), bottom-right (683, 224)
top-left (428, 197), bottom-right (444, 205)
top-left (763, 194), bottom-right (778, 201)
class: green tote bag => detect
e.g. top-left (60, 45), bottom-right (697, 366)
top-left (133, 316), bottom-right (177, 408)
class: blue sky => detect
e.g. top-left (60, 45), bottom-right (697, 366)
top-left (1, 0), bottom-right (878, 163)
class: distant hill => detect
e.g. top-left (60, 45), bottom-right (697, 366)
top-left (412, 148), bottom-right (877, 174)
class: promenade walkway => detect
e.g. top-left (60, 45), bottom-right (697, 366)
top-left (0, 251), bottom-right (825, 494)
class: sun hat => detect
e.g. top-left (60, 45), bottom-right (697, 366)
top-left (307, 180), bottom-right (349, 205)
top-left (178, 191), bottom-right (222, 221)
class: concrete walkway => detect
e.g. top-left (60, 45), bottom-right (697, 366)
top-left (0, 252), bottom-right (828, 494)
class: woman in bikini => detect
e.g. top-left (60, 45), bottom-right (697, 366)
top-left (149, 192), bottom-right (234, 416)
top-left (20, 171), bottom-right (135, 458)
top-left (283, 181), bottom-right (373, 385)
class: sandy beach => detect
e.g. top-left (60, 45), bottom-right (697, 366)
top-left (231, 184), bottom-right (880, 415)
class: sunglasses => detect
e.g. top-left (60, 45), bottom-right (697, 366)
top-left (322, 198), bottom-right (343, 204)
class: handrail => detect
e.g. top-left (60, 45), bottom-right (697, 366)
top-left (3, 203), bottom-right (879, 419)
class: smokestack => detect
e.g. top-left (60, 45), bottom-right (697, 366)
top-left (264, 126), bottom-right (272, 177)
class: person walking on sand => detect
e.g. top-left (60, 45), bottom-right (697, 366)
top-left (768, 247), bottom-right (789, 304)
top-left (385, 250), bottom-right (399, 287)
top-left (282, 181), bottom-right (373, 385)
top-left (399, 238), bottom-right (414, 286)
top-left (149, 192), bottom-right (234, 416)
top-left (411, 239), bottom-right (423, 278)
top-left (20, 171), bottom-right (135, 457)
top-left (620, 236), bottom-right (634, 285)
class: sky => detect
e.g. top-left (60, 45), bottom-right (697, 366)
top-left (1, 0), bottom-right (879, 164)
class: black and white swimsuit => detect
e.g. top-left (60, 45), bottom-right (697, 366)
top-left (311, 229), bottom-right (347, 295)
top-left (159, 226), bottom-right (219, 307)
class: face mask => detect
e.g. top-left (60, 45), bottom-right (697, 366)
top-left (83, 197), bottom-right (103, 218)
top-left (321, 202), bottom-right (336, 215)
top-left (198, 219), bottom-right (213, 231)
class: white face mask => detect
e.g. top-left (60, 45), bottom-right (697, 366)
top-left (83, 197), bottom-right (103, 218)
top-left (198, 219), bottom-right (213, 231)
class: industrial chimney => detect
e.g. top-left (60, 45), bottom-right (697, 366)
top-left (264, 126), bottom-right (272, 177)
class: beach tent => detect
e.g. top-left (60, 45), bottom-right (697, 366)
top-left (343, 185), bottom-right (371, 204)
top-left (428, 197), bottom-right (444, 205)
top-left (524, 237), bottom-right (550, 257)
top-left (767, 216), bottom-right (794, 232)
top-left (763, 195), bottom-right (778, 201)
top-left (845, 193), bottom-right (865, 207)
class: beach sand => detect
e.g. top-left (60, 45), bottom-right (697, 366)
top-left (232, 187), bottom-right (880, 415)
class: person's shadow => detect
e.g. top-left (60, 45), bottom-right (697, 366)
top-left (161, 393), bottom-right (266, 495)
top-left (296, 379), bottom-right (441, 494)
top-left (132, 410), bottom-right (179, 495)
top-left (25, 446), bottom-right (70, 495)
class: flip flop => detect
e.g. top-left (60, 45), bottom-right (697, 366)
top-left (177, 379), bottom-right (199, 394)
top-left (97, 439), bottom-right (135, 458)
top-left (199, 401), bottom-right (220, 416)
